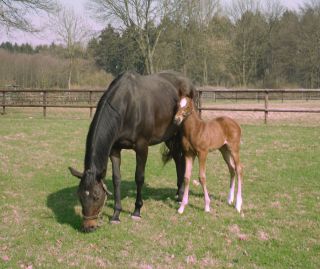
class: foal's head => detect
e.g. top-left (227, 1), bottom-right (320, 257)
top-left (174, 97), bottom-right (194, 125)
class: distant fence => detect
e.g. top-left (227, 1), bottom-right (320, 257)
top-left (1, 87), bottom-right (320, 123)
top-left (197, 88), bottom-right (320, 123)
top-left (0, 88), bottom-right (105, 118)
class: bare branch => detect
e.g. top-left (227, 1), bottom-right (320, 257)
top-left (0, 0), bottom-right (59, 32)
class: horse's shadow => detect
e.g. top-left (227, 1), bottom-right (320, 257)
top-left (47, 179), bottom-right (196, 230)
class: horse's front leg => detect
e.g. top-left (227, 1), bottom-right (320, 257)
top-left (132, 141), bottom-right (148, 219)
top-left (110, 148), bottom-right (122, 224)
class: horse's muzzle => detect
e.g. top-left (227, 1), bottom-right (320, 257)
top-left (82, 219), bottom-right (98, 233)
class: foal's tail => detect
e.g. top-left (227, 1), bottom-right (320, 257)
top-left (161, 131), bottom-right (184, 165)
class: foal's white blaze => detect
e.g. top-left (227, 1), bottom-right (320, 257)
top-left (180, 97), bottom-right (187, 108)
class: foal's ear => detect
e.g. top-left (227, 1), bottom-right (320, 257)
top-left (68, 166), bottom-right (83, 179)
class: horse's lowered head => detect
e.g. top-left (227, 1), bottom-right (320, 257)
top-left (174, 96), bottom-right (194, 125)
top-left (68, 167), bottom-right (112, 232)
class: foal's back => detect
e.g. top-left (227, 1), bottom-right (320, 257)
top-left (202, 116), bottom-right (241, 151)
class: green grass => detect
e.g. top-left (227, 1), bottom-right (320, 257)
top-left (0, 110), bottom-right (320, 268)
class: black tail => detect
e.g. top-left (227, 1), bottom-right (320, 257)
top-left (161, 131), bottom-right (184, 165)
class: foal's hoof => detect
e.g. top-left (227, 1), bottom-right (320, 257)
top-left (110, 219), bottom-right (121, 225)
top-left (177, 207), bottom-right (184, 214)
top-left (131, 214), bottom-right (142, 221)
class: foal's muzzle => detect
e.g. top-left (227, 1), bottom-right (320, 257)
top-left (174, 116), bottom-right (183, 125)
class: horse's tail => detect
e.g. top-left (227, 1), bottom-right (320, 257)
top-left (161, 130), bottom-right (184, 165)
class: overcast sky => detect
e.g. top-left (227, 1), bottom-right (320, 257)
top-left (0, 0), bottom-right (307, 46)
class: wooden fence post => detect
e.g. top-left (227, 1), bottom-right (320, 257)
top-left (89, 90), bottom-right (93, 118)
top-left (264, 90), bottom-right (269, 124)
top-left (2, 91), bottom-right (5, 115)
top-left (198, 90), bottom-right (202, 118)
top-left (43, 90), bottom-right (47, 118)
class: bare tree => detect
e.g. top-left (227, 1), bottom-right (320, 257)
top-left (0, 0), bottom-right (58, 32)
top-left (50, 6), bottom-right (93, 89)
top-left (87, 0), bottom-right (178, 74)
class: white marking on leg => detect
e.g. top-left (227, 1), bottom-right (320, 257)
top-left (204, 187), bottom-right (211, 212)
top-left (235, 177), bottom-right (242, 213)
top-left (178, 157), bottom-right (193, 214)
top-left (228, 180), bottom-right (235, 205)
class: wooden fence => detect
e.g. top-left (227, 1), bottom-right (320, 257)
top-left (196, 88), bottom-right (320, 123)
top-left (1, 88), bottom-right (320, 123)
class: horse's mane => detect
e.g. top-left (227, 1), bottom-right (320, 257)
top-left (84, 74), bottom-right (123, 173)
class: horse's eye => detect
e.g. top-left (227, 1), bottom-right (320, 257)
top-left (92, 191), bottom-right (100, 201)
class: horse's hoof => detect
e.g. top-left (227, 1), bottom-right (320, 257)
top-left (131, 215), bottom-right (142, 221)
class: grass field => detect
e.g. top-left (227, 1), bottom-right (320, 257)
top-left (1, 109), bottom-right (320, 268)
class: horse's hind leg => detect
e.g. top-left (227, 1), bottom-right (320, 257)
top-left (132, 141), bottom-right (148, 219)
top-left (198, 151), bottom-right (210, 212)
top-left (220, 145), bottom-right (236, 206)
top-left (178, 155), bottom-right (194, 214)
top-left (110, 149), bottom-right (122, 223)
top-left (165, 135), bottom-right (185, 202)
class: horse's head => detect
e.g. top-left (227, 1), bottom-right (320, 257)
top-left (68, 167), bottom-right (111, 232)
top-left (174, 97), bottom-right (194, 125)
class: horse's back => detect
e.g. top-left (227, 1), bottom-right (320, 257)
top-left (106, 71), bottom-right (193, 147)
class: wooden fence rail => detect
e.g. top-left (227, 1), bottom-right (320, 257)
top-left (1, 88), bottom-right (320, 123)
top-left (197, 89), bottom-right (320, 124)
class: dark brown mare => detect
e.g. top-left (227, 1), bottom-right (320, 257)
top-left (173, 97), bottom-right (243, 214)
top-left (69, 71), bottom-right (195, 232)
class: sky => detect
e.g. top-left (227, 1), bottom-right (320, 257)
top-left (0, 0), bottom-right (306, 46)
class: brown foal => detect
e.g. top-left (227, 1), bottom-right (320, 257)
top-left (174, 97), bottom-right (243, 214)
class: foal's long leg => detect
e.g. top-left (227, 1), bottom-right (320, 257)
top-left (232, 151), bottom-right (243, 213)
top-left (178, 155), bottom-right (194, 214)
top-left (132, 141), bottom-right (148, 219)
top-left (110, 148), bottom-right (122, 223)
top-left (198, 151), bottom-right (211, 212)
top-left (219, 145), bottom-right (236, 206)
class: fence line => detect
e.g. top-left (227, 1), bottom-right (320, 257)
top-left (197, 89), bottom-right (320, 124)
top-left (1, 88), bottom-right (320, 123)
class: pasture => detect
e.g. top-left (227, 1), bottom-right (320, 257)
top-left (1, 109), bottom-right (320, 268)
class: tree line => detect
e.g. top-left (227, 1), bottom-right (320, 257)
top-left (0, 43), bottom-right (111, 88)
top-left (1, 0), bottom-right (320, 89)
top-left (88, 0), bottom-right (320, 88)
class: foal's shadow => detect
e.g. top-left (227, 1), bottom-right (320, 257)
top-left (47, 178), bottom-right (186, 230)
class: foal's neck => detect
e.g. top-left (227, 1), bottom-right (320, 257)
top-left (183, 108), bottom-right (203, 132)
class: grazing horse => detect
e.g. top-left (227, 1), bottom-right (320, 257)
top-left (173, 97), bottom-right (243, 214)
top-left (69, 71), bottom-right (195, 232)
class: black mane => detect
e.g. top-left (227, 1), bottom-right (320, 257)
top-left (84, 74), bottom-right (123, 173)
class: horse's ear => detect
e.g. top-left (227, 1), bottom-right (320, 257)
top-left (68, 167), bottom-right (83, 179)
top-left (178, 80), bottom-right (195, 99)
